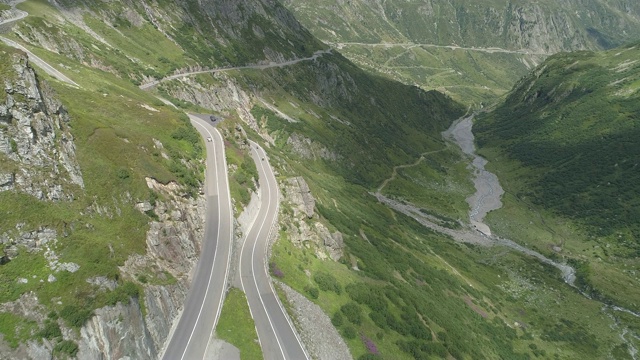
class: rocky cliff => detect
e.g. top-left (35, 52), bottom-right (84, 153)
top-left (0, 46), bottom-right (206, 359)
top-left (284, 0), bottom-right (640, 52)
top-left (0, 49), bottom-right (83, 201)
top-left (76, 177), bottom-right (205, 359)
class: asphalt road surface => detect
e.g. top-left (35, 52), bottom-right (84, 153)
top-left (239, 142), bottom-right (309, 360)
top-left (139, 50), bottom-right (330, 90)
top-left (161, 115), bottom-right (233, 360)
top-left (0, 1), bottom-right (79, 86)
top-left (0, 36), bottom-right (80, 87)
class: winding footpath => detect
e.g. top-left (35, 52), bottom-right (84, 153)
top-left (376, 149), bottom-right (445, 193)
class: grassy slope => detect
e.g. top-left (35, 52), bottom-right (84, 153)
top-left (475, 43), bottom-right (640, 315)
top-left (216, 58), bottom-right (631, 359)
top-left (0, 1), bottom-right (204, 345)
top-left (1, 0), bottom-right (636, 358)
top-left (283, 0), bottom-right (640, 106)
top-left (216, 288), bottom-right (263, 360)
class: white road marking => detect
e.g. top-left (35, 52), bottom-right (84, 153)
top-left (177, 120), bottom-right (223, 360)
top-left (201, 124), bottom-right (233, 359)
top-left (253, 144), bottom-right (310, 360)
top-left (240, 144), bottom-right (287, 359)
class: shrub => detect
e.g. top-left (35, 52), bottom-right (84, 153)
top-left (60, 305), bottom-right (93, 329)
top-left (305, 286), bottom-right (319, 299)
top-left (54, 340), bottom-right (79, 357)
top-left (341, 302), bottom-right (362, 325)
top-left (346, 283), bottom-right (388, 312)
top-left (313, 272), bottom-right (342, 294)
top-left (342, 325), bottom-right (357, 339)
top-left (37, 320), bottom-right (62, 340)
top-left (116, 168), bottom-right (130, 180)
top-left (331, 311), bottom-right (344, 327)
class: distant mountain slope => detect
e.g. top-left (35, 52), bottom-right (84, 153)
top-left (284, 0), bottom-right (640, 52)
top-left (475, 43), bottom-right (640, 316)
top-left (1, 1), bottom-right (637, 359)
top-left (283, 0), bottom-right (640, 105)
top-left (476, 43), bottom-right (640, 247)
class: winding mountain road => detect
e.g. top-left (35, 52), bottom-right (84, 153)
top-left (3, 3), bottom-right (309, 354)
top-left (160, 116), bottom-right (233, 360)
top-left (0, 1), bottom-right (79, 87)
top-left (140, 49), bottom-right (331, 90)
top-left (239, 142), bottom-right (309, 360)
top-left (333, 42), bottom-right (550, 56)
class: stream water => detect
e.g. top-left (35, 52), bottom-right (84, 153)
top-left (443, 115), bottom-right (577, 284)
top-left (443, 114), bottom-right (639, 358)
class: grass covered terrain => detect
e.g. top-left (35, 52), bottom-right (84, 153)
top-left (269, 161), bottom-right (630, 359)
top-left (475, 43), bottom-right (640, 330)
top-left (0, 34), bottom-right (203, 348)
top-left (333, 44), bottom-right (537, 106)
top-left (1, 0), bottom-right (637, 358)
top-left (196, 50), bottom-right (634, 358)
top-left (216, 288), bottom-right (263, 360)
top-left (283, 0), bottom-right (640, 106)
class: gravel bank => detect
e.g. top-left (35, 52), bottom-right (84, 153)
top-left (278, 282), bottom-right (352, 360)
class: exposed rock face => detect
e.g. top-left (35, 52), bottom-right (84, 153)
top-left (281, 176), bottom-right (344, 260)
top-left (285, 0), bottom-right (640, 52)
top-left (0, 292), bottom-right (54, 359)
top-left (0, 51), bottom-right (83, 201)
top-left (286, 133), bottom-right (339, 161)
top-left (88, 176), bottom-right (206, 358)
top-left (279, 282), bottom-right (352, 360)
top-left (286, 176), bottom-right (315, 218)
top-left (129, 177), bottom-right (205, 278)
top-left (79, 298), bottom-right (157, 360)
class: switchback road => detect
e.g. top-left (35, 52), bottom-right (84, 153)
top-left (239, 142), bottom-right (309, 360)
top-left (160, 116), bottom-right (233, 360)
top-left (139, 50), bottom-right (330, 89)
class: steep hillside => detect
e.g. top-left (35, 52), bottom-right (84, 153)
top-left (476, 43), bottom-right (640, 318)
top-left (0, 0), bottom-right (637, 359)
top-left (283, 0), bottom-right (640, 105)
top-left (284, 0), bottom-right (640, 51)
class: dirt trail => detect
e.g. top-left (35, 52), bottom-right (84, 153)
top-left (376, 149), bottom-right (445, 193)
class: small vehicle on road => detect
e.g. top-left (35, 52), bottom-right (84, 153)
top-left (207, 137), bottom-right (212, 142)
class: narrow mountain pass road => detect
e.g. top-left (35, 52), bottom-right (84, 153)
top-left (0, 37), bottom-right (80, 87)
top-left (140, 49), bottom-right (331, 90)
top-left (333, 42), bottom-right (551, 56)
top-left (0, 2), bottom-right (79, 87)
top-left (239, 142), bottom-right (309, 360)
top-left (0, 0), bottom-right (27, 27)
top-left (160, 116), bottom-right (233, 360)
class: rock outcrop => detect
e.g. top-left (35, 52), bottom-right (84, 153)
top-left (79, 298), bottom-right (157, 360)
top-left (0, 50), bottom-right (83, 201)
top-left (281, 176), bottom-right (344, 260)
